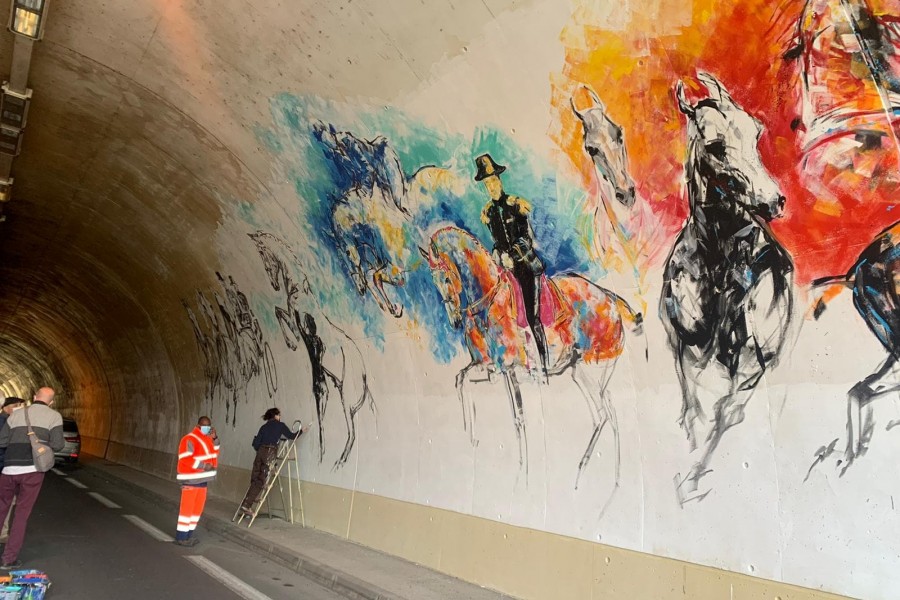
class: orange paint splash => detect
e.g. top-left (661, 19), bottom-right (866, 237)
top-left (553, 0), bottom-right (900, 283)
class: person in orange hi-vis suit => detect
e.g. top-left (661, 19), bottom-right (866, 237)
top-left (174, 415), bottom-right (219, 546)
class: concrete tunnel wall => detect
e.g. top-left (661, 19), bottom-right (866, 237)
top-left (0, 0), bottom-right (895, 598)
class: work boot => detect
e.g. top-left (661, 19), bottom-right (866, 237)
top-left (174, 538), bottom-right (199, 547)
top-left (0, 559), bottom-right (22, 570)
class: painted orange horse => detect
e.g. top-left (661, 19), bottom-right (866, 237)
top-left (420, 226), bottom-right (642, 494)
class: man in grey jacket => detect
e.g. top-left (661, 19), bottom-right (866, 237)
top-left (0, 397), bottom-right (24, 543)
top-left (0, 387), bottom-right (63, 568)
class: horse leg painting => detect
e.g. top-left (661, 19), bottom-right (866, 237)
top-left (250, 231), bottom-right (376, 468)
top-left (811, 221), bottom-right (900, 473)
top-left (661, 73), bottom-right (794, 506)
top-left (420, 226), bottom-right (642, 505)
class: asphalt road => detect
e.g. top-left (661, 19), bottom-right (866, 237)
top-left (11, 462), bottom-right (345, 600)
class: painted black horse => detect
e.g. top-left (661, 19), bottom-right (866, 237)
top-left (661, 73), bottom-right (794, 504)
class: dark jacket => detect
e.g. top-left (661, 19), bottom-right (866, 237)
top-left (0, 402), bottom-right (64, 470)
top-left (481, 194), bottom-right (544, 274)
top-left (0, 413), bottom-right (9, 468)
top-left (252, 420), bottom-right (299, 451)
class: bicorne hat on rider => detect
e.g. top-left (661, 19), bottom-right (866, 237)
top-left (474, 154), bottom-right (506, 181)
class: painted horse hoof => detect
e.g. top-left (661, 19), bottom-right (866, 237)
top-left (674, 472), bottom-right (711, 507)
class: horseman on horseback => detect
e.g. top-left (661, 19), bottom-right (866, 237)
top-left (476, 153), bottom-right (551, 377)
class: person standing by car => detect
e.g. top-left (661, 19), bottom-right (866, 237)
top-left (239, 408), bottom-right (307, 516)
top-left (0, 397), bottom-right (23, 543)
top-left (0, 387), bottom-right (63, 568)
top-left (174, 416), bottom-right (219, 547)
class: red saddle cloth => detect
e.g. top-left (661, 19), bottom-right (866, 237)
top-left (501, 271), bottom-right (571, 329)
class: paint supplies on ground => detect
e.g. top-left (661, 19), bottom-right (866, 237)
top-left (3, 571), bottom-right (50, 600)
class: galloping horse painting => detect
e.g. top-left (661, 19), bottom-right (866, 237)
top-left (419, 226), bottom-right (643, 501)
top-left (661, 73), bottom-right (794, 505)
top-left (250, 230), bottom-right (376, 468)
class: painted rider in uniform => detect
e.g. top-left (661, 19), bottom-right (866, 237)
top-left (476, 153), bottom-right (549, 374)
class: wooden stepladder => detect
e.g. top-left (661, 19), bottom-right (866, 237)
top-left (232, 420), bottom-right (305, 528)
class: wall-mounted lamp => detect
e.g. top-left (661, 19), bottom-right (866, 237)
top-left (0, 126), bottom-right (22, 156)
top-left (0, 84), bottom-right (30, 129)
top-left (0, 178), bottom-right (12, 202)
top-left (8, 0), bottom-right (49, 40)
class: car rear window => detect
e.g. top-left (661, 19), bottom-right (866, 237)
top-left (63, 420), bottom-right (79, 434)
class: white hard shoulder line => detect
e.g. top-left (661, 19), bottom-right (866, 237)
top-left (50, 468), bottom-right (66, 477)
top-left (87, 492), bottom-right (121, 509)
top-left (122, 514), bottom-right (174, 542)
top-left (184, 556), bottom-right (275, 600)
top-left (64, 478), bottom-right (87, 489)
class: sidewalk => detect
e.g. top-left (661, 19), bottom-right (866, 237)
top-left (80, 457), bottom-right (517, 600)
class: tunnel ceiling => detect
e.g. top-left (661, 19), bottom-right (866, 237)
top-left (0, 0), bottom-right (531, 420)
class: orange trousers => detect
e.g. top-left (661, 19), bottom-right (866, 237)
top-left (176, 485), bottom-right (207, 540)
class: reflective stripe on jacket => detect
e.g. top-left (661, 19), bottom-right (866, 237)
top-left (176, 427), bottom-right (219, 483)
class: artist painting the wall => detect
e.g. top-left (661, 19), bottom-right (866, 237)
top-left (240, 408), bottom-right (308, 516)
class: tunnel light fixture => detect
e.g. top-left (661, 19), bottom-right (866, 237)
top-left (0, 84), bottom-right (31, 129)
top-left (0, 177), bottom-right (12, 202)
top-left (8, 0), bottom-right (48, 40)
top-left (0, 126), bottom-right (22, 156)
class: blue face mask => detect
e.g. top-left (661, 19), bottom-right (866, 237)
top-left (200, 425), bottom-right (211, 435)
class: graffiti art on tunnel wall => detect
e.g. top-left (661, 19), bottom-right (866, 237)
top-left (250, 230), bottom-right (376, 468)
top-left (661, 73), bottom-right (794, 505)
top-left (184, 274), bottom-right (277, 427)
top-left (251, 100), bottom-right (647, 497)
top-left (176, 1), bottom-right (900, 596)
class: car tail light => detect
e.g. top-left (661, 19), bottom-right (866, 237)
top-left (70, 453), bottom-right (78, 458)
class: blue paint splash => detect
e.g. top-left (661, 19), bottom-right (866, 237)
top-left (252, 94), bottom-right (604, 363)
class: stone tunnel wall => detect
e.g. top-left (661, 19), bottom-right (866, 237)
top-left (0, 0), bottom-right (895, 598)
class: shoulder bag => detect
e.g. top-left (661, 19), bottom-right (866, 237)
top-left (24, 407), bottom-right (55, 473)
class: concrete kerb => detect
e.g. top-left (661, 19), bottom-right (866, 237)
top-left (81, 463), bottom-right (399, 600)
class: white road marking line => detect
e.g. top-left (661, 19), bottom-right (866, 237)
top-left (65, 478), bottom-right (88, 489)
top-left (50, 468), bottom-right (67, 477)
top-left (123, 515), bottom-right (174, 542)
top-left (185, 556), bottom-right (275, 600)
top-left (87, 492), bottom-right (121, 509)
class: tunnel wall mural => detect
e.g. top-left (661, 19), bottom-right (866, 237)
top-left (177, 1), bottom-right (900, 598)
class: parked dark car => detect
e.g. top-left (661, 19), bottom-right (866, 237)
top-left (55, 418), bottom-right (81, 463)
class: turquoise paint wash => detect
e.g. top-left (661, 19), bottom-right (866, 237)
top-left (249, 94), bottom-right (609, 363)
